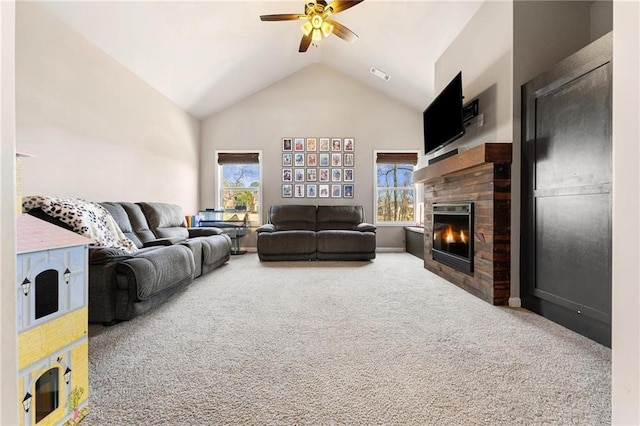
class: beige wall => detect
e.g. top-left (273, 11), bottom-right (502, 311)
top-left (200, 64), bottom-right (422, 249)
top-left (15, 3), bottom-right (200, 212)
top-left (612, 1), bottom-right (640, 422)
top-left (433, 0), bottom-right (514, 154)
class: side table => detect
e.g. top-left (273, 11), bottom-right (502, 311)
top-left (200, 220), bottom-right (248, 255)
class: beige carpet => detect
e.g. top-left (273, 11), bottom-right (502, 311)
top-left (86, 253), bottom-right (610, 425)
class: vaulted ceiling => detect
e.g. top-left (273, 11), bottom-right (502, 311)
top-left (40, 1), bottom-right (483, 119)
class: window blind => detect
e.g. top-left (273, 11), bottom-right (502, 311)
top-left (217, 152), bottom-right (260, 164)
top-left (376, 152), bottom-right (418, 165)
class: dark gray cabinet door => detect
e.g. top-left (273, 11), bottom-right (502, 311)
top-left (521, 33), bottom-right (612, 346)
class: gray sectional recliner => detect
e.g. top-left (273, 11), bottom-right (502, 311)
top-left (29, 201), bottom-right (232, 324)
top-left (257, 205), bottom-right (376, 261)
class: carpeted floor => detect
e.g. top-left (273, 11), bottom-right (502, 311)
top-left (86, 253), bottom-right (610, 425)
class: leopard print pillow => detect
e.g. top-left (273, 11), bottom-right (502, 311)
top-left (22, 196), bottom-right (138, 254)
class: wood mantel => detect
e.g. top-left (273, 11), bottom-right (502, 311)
top-left (413, 143), bottom-right (512, 183)
top-left (415, 143), bottom-right (512, 305)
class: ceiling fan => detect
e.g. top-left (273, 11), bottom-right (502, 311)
top-left (260, 0), bottom-right (364, 53)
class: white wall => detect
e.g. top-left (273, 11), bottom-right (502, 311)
top-left (200, 64), bottom-right (423, 249)
top-left (612, 1), bottom-right (640, 422)
top-left (0, 1), bottom-right (18, 423)
top-left (15, 2), bottom-right (200, 212)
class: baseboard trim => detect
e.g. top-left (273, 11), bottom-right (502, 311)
top-left (509, 297), bottom-right (522, 308)
top-left (376, 247), bottom-right (407, 253)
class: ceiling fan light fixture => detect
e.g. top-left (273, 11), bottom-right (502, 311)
top-left (302, 21), bottom-right (313, 36)
top-left (312, 28), bottom-right (323, 41)
top-left (311, 14), bottom-right (323, 29)
top-left (321, 21), bottom-right (333, 37)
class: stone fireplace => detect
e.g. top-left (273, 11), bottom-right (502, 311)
top-left (413, 143), bottom-right (512, 305)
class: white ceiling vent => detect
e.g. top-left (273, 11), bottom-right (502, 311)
top-left (370, 67), bottom-right (391, 82)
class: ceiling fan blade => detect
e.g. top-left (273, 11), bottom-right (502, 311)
top-left (327, 20), bottom-right (358, 42)
top-left (260, 14), bottom-right (307, 22)
top-left (299, 34), bottom-right (313, 52)
top-left (323, 0), bottom-right (364, 17)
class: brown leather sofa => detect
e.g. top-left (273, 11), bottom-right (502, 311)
top-left (256, 205), bottom-right (376, 261)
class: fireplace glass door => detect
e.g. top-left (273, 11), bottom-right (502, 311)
top-left (432, 203), bottom-right (474, 274)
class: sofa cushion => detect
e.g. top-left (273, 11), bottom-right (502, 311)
top-left (317, 205), bottom-right (366, 231)
top-left (317, 230), bottom-right (376, 256)
top-left (119, 202), bottom-right (159, 245)
top-left (116, 244), bottom-right (195, 301)
top-left (269, 205), bottom-right (317, 231)
top-left (138, 202), bottom-right (190, 240)
top-left (100, 202), bottom-right (143, 248)
top-left (257, 230), bottom-right (317, 256)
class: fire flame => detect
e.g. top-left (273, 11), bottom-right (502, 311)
top-left (437, 226), bottom-right (468, 245)
top-left (445, 227), bottom-right (456, 244)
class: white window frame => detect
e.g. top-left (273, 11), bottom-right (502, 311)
top-left (373, 149), bottom-right (420, 227)
top-left (214, 150), bottom-right (263, 226)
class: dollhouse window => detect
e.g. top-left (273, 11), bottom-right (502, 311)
top-left (35, 367), bottom-right (59, 422)
top-left (35, 270), bottom-right (59, 320)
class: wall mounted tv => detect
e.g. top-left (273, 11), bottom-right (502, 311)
top-left (423, 71), bottom-right (465, 155)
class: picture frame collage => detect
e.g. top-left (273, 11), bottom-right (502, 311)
top-left (282, 137), bottom-right (355, 199)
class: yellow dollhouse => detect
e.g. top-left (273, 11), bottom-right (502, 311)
top-left (16, 214), bottom-right (91, 425)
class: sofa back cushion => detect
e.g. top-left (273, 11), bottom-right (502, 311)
top-left (138, 202), bottom-right (189, 240)
top-left (269, 205), bottom-right (317, 231)
top-left (119, 202), bottom-right (159, 245)
top-left (100, 202), bottom-right (144, 248)
top-left (317, 205), bottom-right (365, 231)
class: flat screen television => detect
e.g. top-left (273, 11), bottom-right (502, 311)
top-left (423, 71), bottom-right (465, 155)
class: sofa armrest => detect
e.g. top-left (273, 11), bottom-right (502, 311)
top-left (188, 227), bottom-right (223, 237)
top-left (89, 247), bottom-right (135, 265)
top-left (256, 224), bottom-right (276, 233)
top-left (356, 223), bottom-right (377, 232)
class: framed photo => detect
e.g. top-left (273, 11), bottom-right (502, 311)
top-left (343, 184), bottom-right (354, 198)
top-left (306, 138), bottom-right (317, 152)
top-left (331, 168), bottom-right (342, 182)
top-left (344, 153), bottom-right (354, 167)
top-left (307, 153), bottom-right (317, 167)
top-left (294, 184), bottom-right (305, 198)
top-left (294, 153), bottom-right (305, 167)
top-left (331, 138), bottom-right (342, 151)
top-left (319, 184), bottom-right (330, 198)
top-left (282, 168), bottom-right (292, 182)
top-left (319, 138), bottom-right (330, 152)
top-left (331, 184), bottom-right (342, 198)
top-left (282, 184), bottom-right (293, 198)
top-left (344, 168), bottom-right (354, 182)
top-left (294, 137), bottom-right (305, 151)
top-left (282, 138), bottom-right (293, 151)
top-left (319, 168), bottom-right (330, 182)
top-left (319, 153), bottom-right (330, 167)
top-left (294, 168), bottom-right (305, 182)
top-left (307, 184), bottom-right (317, 198)
top-left (344, 138), bottom-right (354, 152)
top-left (331, 153), bottom-right (342, 167)
top-left (306, 168), bottom-right (317, 181)
top-left (282, 153), bottom-right (293, 167)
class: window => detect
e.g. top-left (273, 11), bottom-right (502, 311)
top-left (216, 151), bottom-right (262, 225)
top-left (375, 151), bottom-right (419, 225)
